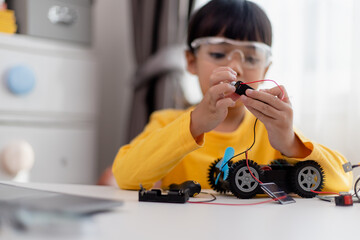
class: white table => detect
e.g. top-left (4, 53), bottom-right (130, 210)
top-left (1, 181), bottom-right (358, 240)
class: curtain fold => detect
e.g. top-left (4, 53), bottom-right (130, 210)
top-left (128, 0), bottom-right (194, 141)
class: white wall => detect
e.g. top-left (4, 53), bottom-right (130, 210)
top-left (93, 0), bottom-right (135, 176)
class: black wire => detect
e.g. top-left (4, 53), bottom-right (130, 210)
top-left (316, 195), bottom-right (334, 202)
top-left (188, 192), bottom-right (217, 203)
top-left (354, 176), bottom-right (360, 201)
top-left (220, 118), bottom-right (259, 171)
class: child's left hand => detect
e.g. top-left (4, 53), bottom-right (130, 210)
top-left (240, 85), bottom-right (311, 158)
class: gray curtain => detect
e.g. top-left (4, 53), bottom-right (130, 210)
top-left (128, 0), bottom-right (195, 141)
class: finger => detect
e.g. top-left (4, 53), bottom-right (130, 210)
top-left (228, 92), bottom-right (241, 102)
top-left (210, 70), bottom-right (237, 86)
top-left (245, 105), bottom-right (273, 124)
top-left (216, 97), bottom-right (236, 110)
top-left (208, 83), bottom-right (236, 103)
top-left (245, 89), bottom-right (288, 111)
top-left (260, 85), bottom-right (290, 103)
top-left (212, 67), bottom-right (237, 76)
top-left (240, 94), bottom-right (278, 119)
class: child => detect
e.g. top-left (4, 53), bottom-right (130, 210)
top-left (112, 0), bottom-right (352, 193)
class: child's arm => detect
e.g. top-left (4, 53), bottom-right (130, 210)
top-left (113, 67), bottom-right (238, 190)
top-left (240, 85), bottom-right (311, 158)
top-left (241, 86), bottom-right (352, 191)
top-left (190, 67), bottom-right (240, 138)
top-left (112, 110), bottom-right (203, 190)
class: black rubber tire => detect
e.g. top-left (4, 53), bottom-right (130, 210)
top-left (354, 177), bottom-right (360, 201)
top-left (207, 158), bottom-right (232, 193)
top-left (229, 159), bottom-right (262, 199)
top-left (291, 160), bottom-right (325, 198)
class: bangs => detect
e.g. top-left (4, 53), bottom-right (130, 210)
top-left (188, 0), bottom-right (272, 52)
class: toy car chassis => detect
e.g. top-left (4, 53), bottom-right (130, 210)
top-left (208, 158), bottom-right (325, 199)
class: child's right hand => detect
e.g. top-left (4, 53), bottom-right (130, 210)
top-left (190, 67), bottom-right (239, 139)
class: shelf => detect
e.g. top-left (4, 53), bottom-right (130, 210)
top-left (0, 33), bottom-right (94, 60)
top-left (0, 110), bottom-right (97, 128)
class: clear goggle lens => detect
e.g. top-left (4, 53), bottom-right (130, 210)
top-left (191, 37), bottom-right (272, 69)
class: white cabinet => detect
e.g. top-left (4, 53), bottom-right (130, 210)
top-left (0, 33), bottom-right (99, 184)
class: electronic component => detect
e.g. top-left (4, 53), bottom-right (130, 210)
top-left (168, 180), bottom-right (201, 197)
top-left (234, 81), bottom-right (254, 96)
top-left (342, 162), bottom-right (360, 173)
top-left (260, 182), bottom-right (296, 205)
top-left (317, 194), bottom-right (358, 205)
top-left (342, 162), bottom-right (352, 173)
top-left (138, 185), bottom-right (189, 203)
top-left (138, 181), bottom-right (201, 203)
top-left (334, 193), bottom-right (353, 206)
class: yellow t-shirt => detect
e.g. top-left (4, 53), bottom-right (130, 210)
top-left (112, 108), bottom-right (352, 192)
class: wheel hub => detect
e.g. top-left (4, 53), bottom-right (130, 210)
top-left (235, 166), bottom-right (259, 193)
top-left (298, 166), bottom-right (321, 191)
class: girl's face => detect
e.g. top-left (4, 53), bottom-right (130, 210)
top-left (186, 37), bottom-right (270, 101)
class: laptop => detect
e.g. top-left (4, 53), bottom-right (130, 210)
top-left (0, 183), bottom-right (123, 215)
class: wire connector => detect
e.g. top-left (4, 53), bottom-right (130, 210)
top-left (234, 81), bottom-right (254, 96)
top-left (342, 162), bottom-right (352, 173)
top-left (335, 193), bottom-right (353, 206)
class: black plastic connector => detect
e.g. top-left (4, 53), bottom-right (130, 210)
top-left (234, 81), bottom-right (254, 96)
top-left (169, 180), bottom-right (201, 197)
top-left (335, 193), bottom-right (353, 206)
top-left (138, 185), bottom-right (189, 203)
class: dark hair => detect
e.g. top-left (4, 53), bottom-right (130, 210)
top-left (187, 0), bottom-right (272, 52)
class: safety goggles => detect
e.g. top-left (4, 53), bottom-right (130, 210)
top-left (191, 37), bottom-right (272, 69)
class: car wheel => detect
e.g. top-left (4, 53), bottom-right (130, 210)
top-left (291, 160), bottom-right (324, 198)
top-left (229, 159), bottom-right (262, 199)
top-left (208, 158), bottom-right (232, 193)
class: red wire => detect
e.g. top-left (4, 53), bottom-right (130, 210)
top-left (240, 79), bottom-right (283, 185)
top-left (246, 151), bottom-right (339, 196)
top-left (195, 80), bottom-right (286, 206)
top-left (310, 190), bottom-right (340, 195)
top-left (188, 195), bottom-right (286, 206)
top-left (238, 79), bottom-right (284, 185)
top-left (188, 150), bottom-right (288, 206)
top-left (245, 151), bottom-right (263, 184)
top-left (246, 150), bottom-right (339, 196)
top-left (240, 79), bottom-right (285, 101)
